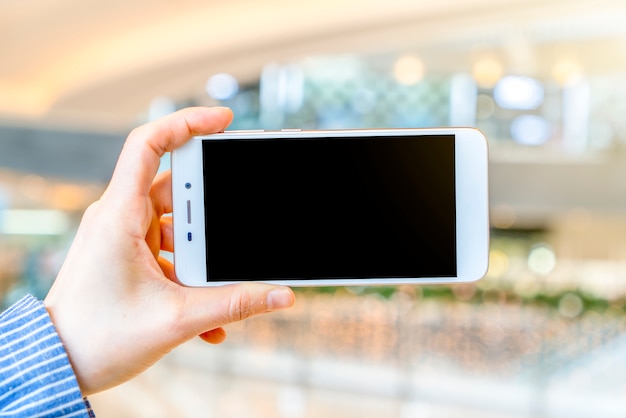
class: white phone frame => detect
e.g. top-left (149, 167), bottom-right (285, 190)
top-left (172, 128), bottom-right (489, 287)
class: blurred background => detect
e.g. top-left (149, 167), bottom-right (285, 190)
top-left (2, 0), bottom-right (626, 416)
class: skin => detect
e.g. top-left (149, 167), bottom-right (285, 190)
top-left (44, 107), bottom-right (295, 396)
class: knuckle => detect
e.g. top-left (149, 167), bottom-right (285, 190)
top-left (228, 288), bottom-right (255, 322)
top-left (82, 200), bottom-right (100, 220)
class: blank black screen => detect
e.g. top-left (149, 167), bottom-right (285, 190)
top-left (202, 135), bottom-right (456, 281)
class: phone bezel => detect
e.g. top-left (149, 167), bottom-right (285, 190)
top-left (172, 128), bottom-right (489, 287)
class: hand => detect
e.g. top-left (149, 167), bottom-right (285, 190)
top-left (44, 107), bottom-right (295, 396)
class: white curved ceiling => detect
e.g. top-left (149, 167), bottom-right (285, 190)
top-left (1, 0), bottom-right (626, 131)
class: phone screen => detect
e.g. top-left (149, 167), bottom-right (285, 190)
top-left (202, 135), bottom-right (456, 281)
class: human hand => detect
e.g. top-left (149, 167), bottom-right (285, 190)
top-left (44, 107), bottom-right (295, 396)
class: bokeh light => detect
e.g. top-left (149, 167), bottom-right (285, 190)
top-left (510, 114), bottom-right (552, 146)
top-left (491, 204), bottom-right (517, 229)
top-left (528, 244), bottom-right (557, 276)
top-left (558, 292), bottom-right (584, 318)
top-left (206, 73), bottom-right (240, 101)
top-left (472, 57), bottom-right (503, 88)
top-left (486, 249), bottom-right (510, 278)
top-left (553, 59), bottom-right (584, 86)
top-left (493, 75), bottom-right (544, 110)
top-left (393, 54), bottom-right (425, 86)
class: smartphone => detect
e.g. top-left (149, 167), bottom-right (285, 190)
top-left (171, 128), bottom-right (489, 287)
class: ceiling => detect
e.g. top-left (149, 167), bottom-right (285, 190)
top-left (2, 0), bottom-right (626, 132)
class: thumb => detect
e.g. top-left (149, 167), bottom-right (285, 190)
top-left (181, 283), bottom-right (295, 335)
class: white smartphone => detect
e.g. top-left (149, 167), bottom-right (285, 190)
top-left (171, 128), bottom-right (489, 287)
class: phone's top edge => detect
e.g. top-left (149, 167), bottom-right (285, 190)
top-left (197, 127), bottom-right (486, 139)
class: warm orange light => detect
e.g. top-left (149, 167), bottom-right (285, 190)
top-left (486, 249), bottom-right (510, 279)
top-left (49, 184), bottom-right (91, 211)
top-left (472, 57), bottom-right (503, 88)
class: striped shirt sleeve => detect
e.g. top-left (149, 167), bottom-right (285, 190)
top-left (0, 294), bottom-right (95, 418)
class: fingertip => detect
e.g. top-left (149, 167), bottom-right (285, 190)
top-left (107, 106), bottom-right (234, 199)
top-left (209, 106), bottom-right (234, 121)
top-left (266, 287), bottom-right (295, 311)
top-left (185, 106), bottom-right (233, 136)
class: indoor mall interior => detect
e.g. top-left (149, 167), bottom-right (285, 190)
top-left (2, 0), bottom-right (626, 417)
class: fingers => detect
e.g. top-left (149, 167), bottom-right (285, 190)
top-left (150, 170), bottom-right (173, 216)
top-left (158, 256), bottom-right (177, 282)
top-left (183, 284), bottom-right (295, 335)
top-left (108, 107), bottom-right (233, 198)
top-left (199, 328), bottom-right (227, 344)
top-left (160, 216), bottom-right (174, 253)
top-left (152, 170), bottom-right (174, 252)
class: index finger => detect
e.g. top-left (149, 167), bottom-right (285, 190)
top-left (108, 107), bottom-right (233, 197)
